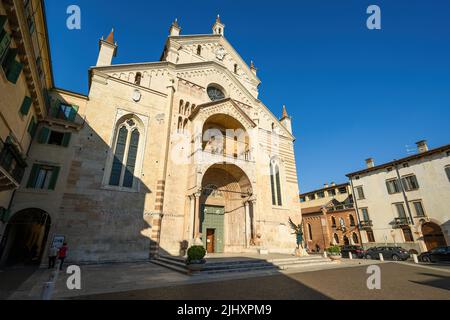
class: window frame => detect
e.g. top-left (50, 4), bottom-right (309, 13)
top-left (103, 115), bottom-right (145, 192)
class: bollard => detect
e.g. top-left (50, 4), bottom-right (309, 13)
top-left (323, 251), bottom-right (328, 258)
top-left (41, 282), bottom-right (54, 300)
top-left (379, 253), bottom-right (384, 262)
top-left (412, 254), bottom-right (419, 264)
top-left (41, 268), bottom-right (60, 300)
top-left (349, 252), bottom-right (353, 260)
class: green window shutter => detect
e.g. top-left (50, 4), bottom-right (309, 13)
top-left (28, 117), bottom-right (38, 138)
top-left (20, 96), bottom-right (32, 116)
top-left (6, 60), bottom-right (23, 84)
top-left (0, 15), bottom-right (7, 30)
top-left (0, 31), bottom-right (11, 62)
top-left (49, 100), bottom-right (60, 118)
top-left (68, 105), bottom-right (79, 122)
top-left (26, 164), bottom-right (40, 188)
top-left (62, 132), bottom-right (71, 147)
top-left (31, 121), bottom-right (38, 138)
top-left (48, 167), bottom-right (60, 190)
top-left (38, 127), bottom-right (50, 144)
top-left (1, 48), bottom-right (17, 71)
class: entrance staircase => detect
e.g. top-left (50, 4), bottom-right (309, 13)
top-left (151, 254), bottom-right (335, 275)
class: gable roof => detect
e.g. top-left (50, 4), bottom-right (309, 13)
top-left (163, 34), bottom-right (261, 85)
top-left (189, 98), bottom-right (257, 128)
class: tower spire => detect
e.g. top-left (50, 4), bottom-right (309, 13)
top-left (281, 105), bottom-right (289, 120)
top-left (212, 14), bottom-right (225, 36)
top-left (169, 18), bottom-right (181, 36)
top-left (97, 27), bottom-right (118, 66)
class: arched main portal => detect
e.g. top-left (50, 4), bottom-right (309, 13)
top-left (422, 222), bottom-right (447, 251)
top-left (199, 163), bottom-right (253, 253)
top-left (0, 209), bottom-right (51, 266)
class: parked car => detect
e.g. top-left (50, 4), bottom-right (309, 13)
top-left (418, 247), bottom-right (450, 263)
top-left (365, 246), bottom-right (410, 261)
top-left (340, 245), bottom-right (366, 259)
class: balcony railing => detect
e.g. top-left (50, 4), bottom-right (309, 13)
top-left (0, 138), bottom-right (27, 190)
top-left (327, 203), bottom-right (355, 212)
top-left (359, 220), bottom-right (373, 229)
top-left (394, 217), bottom-right (412, 227)
top-left (194, 148), bottom-right (255, 164)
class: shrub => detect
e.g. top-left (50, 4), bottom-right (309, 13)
top-left (327, 245), bottom-right (341, 255)
top-left (187, 245), bottom-right (206, 263)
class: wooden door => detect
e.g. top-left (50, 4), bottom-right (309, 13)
top-left (206, 229), bottom-right (215, 253)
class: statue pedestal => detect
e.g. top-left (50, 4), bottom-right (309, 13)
top-left (294, 248), bottom-right (309, 257)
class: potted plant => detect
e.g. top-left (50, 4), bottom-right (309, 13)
top-left (327, 245), bottom-right (342, 261)
top-left (186, 245), bottom-right (207, 272)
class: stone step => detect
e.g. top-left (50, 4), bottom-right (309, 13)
top-left (277, 261), bottom-right (334, 270)
top-left (153, 255), bottom-right (335, 275)
top-left (203, 264), bottom-right (278, 275)
top-left (150, 259), bottom-right (189, 275)
top-left (202, 262), bottom-right (275, 272)
top-left (272, 258), bottom-right (332, 267)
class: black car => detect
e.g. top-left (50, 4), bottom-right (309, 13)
top-left (365, 246), bottom-right (410, 261)
top-left (419, 247), bottom-right (450, 263)
top-left (340, 245), bottom-right (366, 259)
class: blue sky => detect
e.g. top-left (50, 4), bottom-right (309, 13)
top-left (44, 0), bottom-right (450, 192)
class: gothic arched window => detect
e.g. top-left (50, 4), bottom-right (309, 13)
top-left (334, 233), bottom-right (340, 244)
top-left (331, 216), bottom-right (337, 228)
top-left (197, 45), bottom-right (202, 56)
top-left (109, 118), bottom-right (141, 189)
top-left (349, 214), bottom-right (356, 227)
top-left (352, 232), bottom-right (359, 244)
top-left (135, 72), bottom-right (142, 86)
top-left (270, 159), bottom-right (283, 206)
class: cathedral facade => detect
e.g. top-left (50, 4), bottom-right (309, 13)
top-left (4, 17), bottom-right (301, 264)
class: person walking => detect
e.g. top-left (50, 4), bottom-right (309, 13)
top-left (48, 246), bottom-right (58, 269)
top-left (58, 243), bottom-right (68, 271)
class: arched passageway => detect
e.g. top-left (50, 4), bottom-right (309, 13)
top-left (422, 222), bottom-right (447, 251)
top-left (0, 209), bottom-right (51, 266)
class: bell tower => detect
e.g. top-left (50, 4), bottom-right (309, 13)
top-left (212, 15), bottom-right (225, 36)
top-left (96, 28), bottom-right (117, 67)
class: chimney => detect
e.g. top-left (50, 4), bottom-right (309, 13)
top-left (330, 182), bottom-right (336, 187)
top-left (416, 140), bottom-right (428, 154)
top-left (366, 158), bottom-right (375, 169)
top-left (324, 183), bottom-right (329, 188)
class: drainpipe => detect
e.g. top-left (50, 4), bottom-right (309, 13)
top-left (393, 161), bottom-right (414, 224)
top-left (349, 177), bottom-right (362, 226)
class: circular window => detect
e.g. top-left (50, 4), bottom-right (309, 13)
top-left (207, 85), bottom-right (225, 101)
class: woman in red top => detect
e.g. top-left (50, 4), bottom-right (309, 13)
top-left (58, 243), bottom-right (68, 271)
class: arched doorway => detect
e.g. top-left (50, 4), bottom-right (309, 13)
top-left (199, 163), bottom-right (253, 253)
top-left (422, 222), bottom-right (447, 251)
top-left (0, 209), bottom-right (51, 266)
top-left (343, 235), bottom-right (350, 246)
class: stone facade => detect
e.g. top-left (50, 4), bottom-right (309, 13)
top-left (2, 17), bottom-right (302, 264)
top-left (347, 141), bottom-right (450, 253)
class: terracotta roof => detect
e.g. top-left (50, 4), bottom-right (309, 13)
top-left (105, 28), bottom-right (115, 44)
top-left (346, 143), bottom-right (450, 177)
top-left (300, 182), bottom-right (349, 197)
top-left (301, 206), bottom-right (324, 215)
top-left (281, 105), bottom-right (289, 120)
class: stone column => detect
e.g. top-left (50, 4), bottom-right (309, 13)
top-left (188, 195), bottom-right (196, 245)
top-left (194, 191), bottom-right (202, 243)
top-left (244, 202), bottom-right (251, 248)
